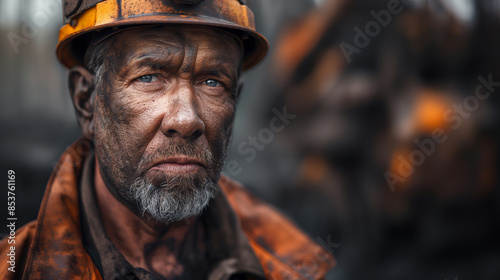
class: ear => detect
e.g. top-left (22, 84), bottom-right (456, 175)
top-left (69, 66), bottom-right (96, 140)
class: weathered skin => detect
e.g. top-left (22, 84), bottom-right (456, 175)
top-left (69, 25), bottom-right (241, 278)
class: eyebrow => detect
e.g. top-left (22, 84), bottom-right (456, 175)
top-left (133, 52), bottom-right (238, 75)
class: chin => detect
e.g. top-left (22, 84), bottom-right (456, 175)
top-left (130, 173), bottom-right (218, 223)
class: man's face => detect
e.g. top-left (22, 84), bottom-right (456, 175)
top-left (90, 26), bottom-right (242, 222)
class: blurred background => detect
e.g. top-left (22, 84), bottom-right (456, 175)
top-left (1, 0), bottom-right (500, 279)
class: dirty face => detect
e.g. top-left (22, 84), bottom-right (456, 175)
top-left (91, 26), bottom-right (242, 222)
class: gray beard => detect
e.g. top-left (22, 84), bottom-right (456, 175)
top-left (131, 173), bottom-right (218, 223)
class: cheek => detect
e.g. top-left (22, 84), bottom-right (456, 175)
top-left (201, 97), bottom-right (236, 148)
top-left (94, 87), bottom-right (152, 171)
top-left (220, 101), bottom-right (237, 136)
top-left (100, 81), bottom-right (154, 139)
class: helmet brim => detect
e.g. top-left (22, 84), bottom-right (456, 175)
top-left (56, 13), bottom-right (269, 71)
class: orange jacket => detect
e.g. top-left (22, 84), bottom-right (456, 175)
top-left (0, 140), bottom-right (335, 279)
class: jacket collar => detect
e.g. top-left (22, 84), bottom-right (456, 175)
top-left (22, 139), bottom-right (100, 279)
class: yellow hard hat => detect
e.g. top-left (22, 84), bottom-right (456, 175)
top-left (56, 0), bottom-right (269, 71)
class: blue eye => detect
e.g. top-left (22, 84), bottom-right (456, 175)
top-left (204, 79), bottom-right (220, 87)
top-left (138, 75), bottom-right (156, 83)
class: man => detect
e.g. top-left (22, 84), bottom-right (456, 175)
top-left (0, 0), bottom-right (335, 279)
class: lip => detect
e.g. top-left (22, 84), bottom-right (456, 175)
top-left (149, 157), bottom-right (205, 174)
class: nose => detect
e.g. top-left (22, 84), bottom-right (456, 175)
top-left (160, 82), bottom-right (205, 139)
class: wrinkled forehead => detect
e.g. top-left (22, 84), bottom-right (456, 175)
top-left (97, 25), bottom-right (243, 66)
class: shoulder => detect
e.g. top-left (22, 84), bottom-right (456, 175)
top-left (218, 175), bottom-right (336, 280)
top-left (0, 220), bottom-right (38, 279)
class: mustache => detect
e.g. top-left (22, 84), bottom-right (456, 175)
top-left (138, 142), bottom-right (215, 173)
